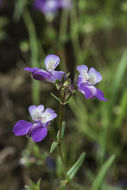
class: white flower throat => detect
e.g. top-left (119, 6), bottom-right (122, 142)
top-left (82, 71), bottom-right (96, 85)
top-left (47, 60), bottom-right (55, 71)
top-left (88, 74), bottom-right (96, 85)
top-left (41, 113), bottom-right (50, 123)
top-left (32, 110), bottom-right (42, 121)
top-left (32, 109), bottom-right (50, 123)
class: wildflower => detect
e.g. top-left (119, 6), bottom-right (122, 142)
top-left (25, 54), bottom-right (64, 83)
top-left (77, 65), bottom-right (107, 101)
top-left (33, 0), bottom-right (71, 15)
top-left (13, 105), bottom-right (57, 142)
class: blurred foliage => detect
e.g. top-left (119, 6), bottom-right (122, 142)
top-left (25, 179), bottom-right (41, 190)
top-left (0, 16), bottom-right (8, 40)
top-left (1, 0), bottom-right (127, 189)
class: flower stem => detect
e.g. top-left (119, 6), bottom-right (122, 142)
top-left (58, 102), bottom-right (66, 176)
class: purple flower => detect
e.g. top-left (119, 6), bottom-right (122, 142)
top-left (13, 105), bottom-right (57, 142)
top-left (25, 54), bottom-right (64, 83)
top-left (33, 0), bottom-right (71, 15)
top-left (77, 65), bottom-right (107, 101)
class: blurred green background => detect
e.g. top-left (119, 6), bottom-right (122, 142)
top-left (0, 0), bottom-right (127, 189)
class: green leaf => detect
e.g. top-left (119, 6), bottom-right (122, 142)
top-left (50, 141), bottom-right (58, 154)
top-left (56, 155), bottom-right (63, 176)
top-left (57, 121), bottom-right (66, 140)
top-left (25, 178), bottom-right (41, 190)
top-left (115, 88), bottom-right (127, 129)
top-left (37, 179), bottom-right (41, 189)
top-left (91, 155), bottom-right (115, 190)
top-left (112, 50), bottom-right (127, 98)
top-left (67, 152), bottom-right (86, 181)
top-left (63, 99), bottom-right (74, 105)
top-left (50, 92), bottom-right (61, 103)
top-left (66, 72), bottom-right (70, 78)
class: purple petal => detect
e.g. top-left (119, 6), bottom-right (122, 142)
top-left (77, 65), bottom-right (88, 75)
top-left (88, 67), bottom-right (102, 85)
top-left (78, 83), bottom-right (97, 99)
top-left (28, 105), bottom-right (44, 122)
top-left (59, 0), bottom-right (72, 9)
top-left (52, 71), bottom-right (65, 81)
top-left (41, 108), bottom-right (57, 124)
top-left (32, 69), bottom-right (51, 81)
top-left (13, 120), bottom-right (33, 136)
top-left (77, 76), bottom-right (89, 85)
top-left (31, 126), bottom-right (47, 142)
top-left (77, 65), bottom-right (88, 83)
top-left (44, 54), bottom-right (60, 71)
top-left (96, 88), bottom-right (107, 101)
top-left (34, 0), bottom-right (59, 14)
top-left (24, 67), bottom-right (40, 73)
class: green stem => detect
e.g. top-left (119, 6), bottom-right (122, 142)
top-left (70, 0), bottom-right (82, 68)
top-left (58, 102), bottom-right (66, 176)
top-left (23, 8), bottom-right (40, 104)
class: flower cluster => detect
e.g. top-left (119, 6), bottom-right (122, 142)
top-left (13, 54), bottom-right (107, 142)
top-left (33, 0), bottom-right (71, 15)
top-left (13, 105), bottom-right (57, 142)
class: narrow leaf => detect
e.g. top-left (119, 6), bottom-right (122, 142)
top-left (13, 0), bottom-right (28, 22)
top-left (57, 121), bottom-right (66, 140)
top-left (111, 50), bottom-right (127, 99)
top-left (67, 152), bottom-right (86, 181)
top-left (115, 89), bottom-right (127, 128)
top-left (50, 92), bottom-right (61, 103)
top-left (91, 155), bottom-right (115, 190)
top-left (50, 141), bottom-right (58, 154)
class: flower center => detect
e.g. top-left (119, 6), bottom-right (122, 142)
top-left (47, 61), bottom-right (55, 71)
top-left (41, 113), bottom-right (50, 123)
top-left (88, 74), bottom-right (96, 85)
top-left (32, 110), bottom-right (42, 121)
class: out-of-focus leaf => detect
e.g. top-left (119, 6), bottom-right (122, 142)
top-left (67, 152), bottom-right (86, 181)
top-left (25, 178), bottom-right (41, 190)
top-left (20, 40), bottom-right (29, 52)
top-left (0, 17), bottom-right (8, 40)
top-left (115, 89), bottom-right (127, 129)
top-left (112, 50), bottom-right (127, 97)
top-left (69, 97), bottom-right (98, 141)
top-left (86, 170), bottom-right (123, 190)
top-left (13, 0), bottom-right (28, 22)
top-left (91, 155), bottom-right (115, 190)
top-left (56, 155), bottom-right (63, 176)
